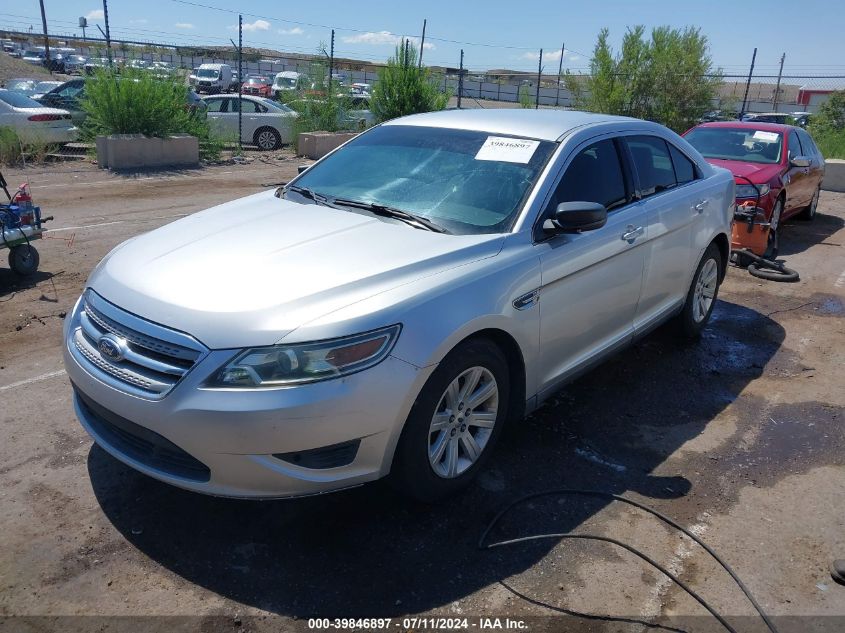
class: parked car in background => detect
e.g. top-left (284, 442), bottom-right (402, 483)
top-left (127, 59), bottom-right (151, 70)
top-left (350, 82), bottom-right (372, 98)
top-left (191, 64), bottom-right (234, 94)
top-left (684, 121), bottom-right (825, 257)
top-left (241, 75), bottom-right (273, 98)
top-left (272, 71), bottom-right (305, 97)
top-left (63, 55), bottom-right (87, 74)
top-left (150, 61), bottom-right (176, 79)
top-left (22, 49), bottom-right (46, 66)
top-left (84, 58), bottom-right (111, 75)
top-left (63, 109), bottom-right (733, 501)
top-left (791, 112), bottom-right (812, 128)
top-left (4, 78), bottom-right (38, 96)
top-left (36, 79), bottom-right (86, 126)
top-left (740, 112), bottom-right (793, 125)
top-left (0, 89), bottom-right (77, 144)
top-left (30, 81), bottom-right (63, 100)
top-left (202, 94), bottom-right (297, 150)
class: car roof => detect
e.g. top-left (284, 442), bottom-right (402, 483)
top-left (382, 109), bottom-right (638, 141)
top-left (693, 121), bottom-right (796, 133)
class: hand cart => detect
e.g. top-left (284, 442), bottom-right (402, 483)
top-left (0, 171), bottom-right (53, 276)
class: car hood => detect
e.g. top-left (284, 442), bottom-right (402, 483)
top-left (88, 190), bottom-right (504, 349)
top-left (705, 158), bottom-right (783, 183)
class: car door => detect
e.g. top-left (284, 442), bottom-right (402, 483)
top-left (230, 97), bottom-right (263, 143)
top-left (797, 128), bottom-right (824, 196)
top-left (535, 136), bottom-right (647, 397)
top-left (625, 135), bottom-right (701, 331)
top-left (785, 129), bottom-right (810, 214)
top-left (203, 96), bottom-right (233, 141)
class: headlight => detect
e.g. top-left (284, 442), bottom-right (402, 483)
top-left (207, 324), bottom-right (401, 388)
top-left (735, 183), bottom-right (770, 198)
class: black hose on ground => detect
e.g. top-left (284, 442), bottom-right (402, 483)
top-left (734, 248), bottom-right (799, 283)
top-left (479, 488), bottom-right (781, 633)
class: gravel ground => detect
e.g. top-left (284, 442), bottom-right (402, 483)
top-left (0, 156), bottom-right (843, 633)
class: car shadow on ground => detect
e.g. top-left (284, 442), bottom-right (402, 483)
top-left (778, 211), bottom-right (844, 257)
top-left (87, 300), bottom-right (785, 620)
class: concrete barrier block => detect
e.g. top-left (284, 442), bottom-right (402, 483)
top-left (822, 159), bottom-right (845, 193)
top-left (95, 134), bottom-right (199, 170)
top-left (297, 132), bottom-right (357, 160)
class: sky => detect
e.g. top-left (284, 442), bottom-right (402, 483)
top-left (4, 0), bottom-right (845, 78)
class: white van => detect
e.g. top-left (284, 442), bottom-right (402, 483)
top-left (272, 71), bottom-right (304, 97)
top-left (191, 63), bottom-right (234, 94)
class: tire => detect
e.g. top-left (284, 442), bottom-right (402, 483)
top-left (254, 127), bottom-right (282, 151)
top-left (678, 243), bottom-right (722, 338)
top-left (8, 245), bottom-right (39, 276)
top-left (391, 338), bottom-right (510, 502)
top-left (799, 186), bottom-right (820, 221)
top-left (748, 261), bottom-right (800, 283)
top-left (763, 197), bottom-right (783, 260)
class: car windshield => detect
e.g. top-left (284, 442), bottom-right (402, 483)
top-left (34, 81), bottom-right (60, 92)
top-left (0, 90), bottom-right (43, 108)
top-left (6, 80), bottom-right (36, 91)
top-left (291, 125), bottom-right (557, 235)
top-left (685, 127), bottom-right (783, 164)
top-left (197, 68), bottom-right (220, 78)
top-left (247, 77), bottom-right (269, 85)
top-left (275, 77), bottom-right (297, 88)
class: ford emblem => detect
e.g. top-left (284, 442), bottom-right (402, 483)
top-left (97, 334), bottom-right (127, 362)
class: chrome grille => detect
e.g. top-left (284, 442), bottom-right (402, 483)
top-left (70, 290), bottom-right (206, 399)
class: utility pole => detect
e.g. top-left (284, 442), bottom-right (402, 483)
top-left (535, 48), bottom-right (543, 109)
top-left (238, 14), bottom-right (243, 152)
top-left (457, 49), bottom-right (464, 109)
top-left (740, 47), bottom-right (757, 118)
top-left (328, 29), bottom-right (334, 95)
top-left (418, 18), bottom-right (427, 68)
top-left (555, 42), bottom-right (564, 106)
top-left (773, 53), bottom-right (786, 112)
top-left (38, 0), bottom-right (51, 71)
top-left (102, 0), bottom-right (113, 67)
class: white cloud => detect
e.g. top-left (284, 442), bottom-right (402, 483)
top-left (341, 31), bottom-right (434, 50)
top-left (520, 50), bottom-right (580, 63)
top-left (279, 27), bottom-right (304, 36)
top-left (175, 23), bottom-right (195, 30)
top-left (85, 9), bottom-right (104, 20)
top-left (242, 19), bottom-right (271, 32)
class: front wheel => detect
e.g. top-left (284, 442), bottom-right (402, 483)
top-left (391, 339), bottom-right (510, 502)
top-left (678, 243), bottom-right (722, 338)
top-left (9, 244), bottom-right (39, 276)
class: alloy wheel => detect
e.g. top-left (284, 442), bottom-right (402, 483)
top-left (692, 258), bottom-right (718, 323)
top-left (257, 129), bottom-right (278, 150)
top-left (428, 366), bottom-right (499, 478)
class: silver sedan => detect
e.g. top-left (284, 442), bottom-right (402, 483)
top-left (201, 94), bottom-right (297, 150)
top-left (63, 109), bottom-right (734, 501)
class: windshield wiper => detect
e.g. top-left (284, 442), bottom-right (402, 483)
top-left (282, 184), bottom-right (341, 209)
top-left (331, 197), bottom-right (450, 234)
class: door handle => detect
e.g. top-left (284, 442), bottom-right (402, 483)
top-left (621, 225), bottom-right (645, 242)
top-left (693, 199), bottom-right (709, 213)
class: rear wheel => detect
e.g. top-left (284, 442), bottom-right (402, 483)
top-left (799, 186), bottom-right (820, 221)
top-left (391, 339), bottom-right (510, 502)
top-left (254, 127), bottom-right (282, 151)
top-left (678, 243), bottom-right (722, 338)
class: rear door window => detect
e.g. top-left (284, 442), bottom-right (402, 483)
top-left (627, 136), bottom-right (677, 197)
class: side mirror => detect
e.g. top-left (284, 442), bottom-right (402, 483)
top-left (297, 164), bottom-right (310, 174)
top-left (543, 201), bottom-right (608, 234)
top-left (790, 155), bottom-right (810, 168)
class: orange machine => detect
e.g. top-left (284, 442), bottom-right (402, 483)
top-left (731, 200), bottom-right (772, 257)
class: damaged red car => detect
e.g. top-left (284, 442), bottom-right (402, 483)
top-left (683, 122), bottom-right (825, 259)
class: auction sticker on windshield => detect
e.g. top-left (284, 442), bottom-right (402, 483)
top-left (752, 131), bottom-right (779, 142)
top-left (475, 136), bottom-right (540, 163)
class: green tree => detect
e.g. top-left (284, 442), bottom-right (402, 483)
top-left (807, 90), bottom-right (845, 158)
top-left (565, 26), bottom-right (722, 132)
top-left (371, 41), bottom-right (448, 123)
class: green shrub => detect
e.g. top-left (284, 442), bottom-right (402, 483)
top-left (519, 84), bottom-right (533, 108)
top-left (371, 41), bottom-right (448, 123)
top-left (807, 90), bottom-right (845, 159)
top-left (80, 68), bottom-right (222, 160)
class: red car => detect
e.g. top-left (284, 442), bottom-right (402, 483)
top-left (684, 122), bottom-right (825, 257)
top-left (241, 75), bottom-right (273, 98)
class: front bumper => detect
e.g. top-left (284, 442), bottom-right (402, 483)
top-left (63, 296), bottom-right (434, 498)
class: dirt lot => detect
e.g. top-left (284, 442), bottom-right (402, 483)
top-left (0, 156), bottom-right (843, 632)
